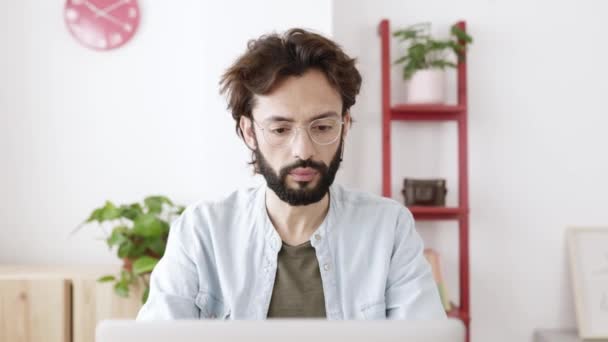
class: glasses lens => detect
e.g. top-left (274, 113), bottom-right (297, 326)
top-left (309, 118), bottom-right (341, 145)
top-left (263, 121), bottom-right (294, 146)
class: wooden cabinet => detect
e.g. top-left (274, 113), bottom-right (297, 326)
top-left (0, 266), bottom-right (142, 342)
top-left (72, 278), bottom-right (142, 342)
top-left (0, 279), bottom-right (71, 342)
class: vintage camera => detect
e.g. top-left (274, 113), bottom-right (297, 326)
top-left (401, 178), bottom-right (447, 206)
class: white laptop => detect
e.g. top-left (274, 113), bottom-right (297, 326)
top-left (96, 318), bottom-right (465, 342)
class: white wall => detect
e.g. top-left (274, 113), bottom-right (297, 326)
top-left (0, 0), bottom-right (332, 265)
top-left (332, 0), bottom-right (608, 342)
top-left (2, 1), bottom-right (608, 341)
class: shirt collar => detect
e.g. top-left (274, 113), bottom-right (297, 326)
top-left (255, 182), bottom-right (339, 252)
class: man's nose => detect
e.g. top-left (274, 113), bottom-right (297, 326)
top-left (290, 127), bottom-right (315, 160)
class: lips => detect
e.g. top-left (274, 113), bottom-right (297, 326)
top-left (289, 168), bottom-right (318, 181)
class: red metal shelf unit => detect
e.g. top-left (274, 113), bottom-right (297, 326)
top-left (378, 19), bottom-right (471, 341)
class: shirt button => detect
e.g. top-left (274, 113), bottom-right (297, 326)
top-left (315, 234), bottom-right (322, 241)
top-left (323, 263), bottom-right (331, 271)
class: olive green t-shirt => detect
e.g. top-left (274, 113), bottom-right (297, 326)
top-left (267, 241), bottom-right (326, 318)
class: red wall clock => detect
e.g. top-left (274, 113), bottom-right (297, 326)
top-left (64, 0), bottom-right (140, 51)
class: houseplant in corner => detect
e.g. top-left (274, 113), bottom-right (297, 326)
top-left (393, 22), bottom-right (472, 104)
top-left (81, 195), bottom-right (184, 303)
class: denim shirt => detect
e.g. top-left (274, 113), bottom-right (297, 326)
top-left (136, 183), bottom-right (446, 320)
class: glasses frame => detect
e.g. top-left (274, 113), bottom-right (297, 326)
top-left (252, 117), bottom-right (345, 147)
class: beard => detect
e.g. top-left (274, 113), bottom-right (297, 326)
top-left (254, 137), bottom-right (343, 206)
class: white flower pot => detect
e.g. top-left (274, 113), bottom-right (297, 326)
top-left (406, 69), bottom-right (446, 104)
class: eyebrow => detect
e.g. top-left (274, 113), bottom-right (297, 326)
top-left (264, 111), bottom-right (340, 123)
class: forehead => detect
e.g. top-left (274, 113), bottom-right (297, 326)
top-left (252, 68), bottom-right (342, 122)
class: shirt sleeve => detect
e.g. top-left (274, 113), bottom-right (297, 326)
top-left (385, 207), bottom-right (447, 319)
top-left (136, 208), bottom-right (201, 320)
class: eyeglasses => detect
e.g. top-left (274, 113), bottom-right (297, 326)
top-left (253, 117), bottom-right (344, 147)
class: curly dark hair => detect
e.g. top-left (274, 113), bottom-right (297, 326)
top-left (219, 28), bottom-right (362, 141)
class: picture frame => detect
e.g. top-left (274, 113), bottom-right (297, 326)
top-left (567, 227), bottom-right (608, 339)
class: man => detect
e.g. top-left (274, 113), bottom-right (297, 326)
top-left (137, 28), bottom-right (445, 320)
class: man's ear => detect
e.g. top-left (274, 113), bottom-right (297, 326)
top-left (342, 112), bottom-right (351, 140)
top-left (240, 116), bottom-right (257, 150)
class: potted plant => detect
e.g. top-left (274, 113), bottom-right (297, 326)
top-left (79, 196), bottom-right (184, 303)
top-left (393, 22), bottom-right (473, 104)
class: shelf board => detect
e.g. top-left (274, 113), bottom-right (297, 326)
top-left (408, 206), bottom-right (466, 220)
top-left (390, 104), bottom-right (466, 121)
top-left (447, 305), bottom-right (470, 322)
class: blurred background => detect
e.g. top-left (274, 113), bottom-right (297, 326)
top-left (1, 1), bottom-right (608, 342)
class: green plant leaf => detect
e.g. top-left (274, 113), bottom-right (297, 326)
top-left (146, 238), bottom-right (166, 256)
top-left (392, 22), bottom-right (473, 81)
top-left (132, 256), bottom-right (160, 275)
top-left (429, 60), bottom-right (457, 69)
top-left (133, 214), bottom-right (164, 238)
top-left (451, 26), bottom-right (473, 44)
top-left (118, 240), bottom-right (134, 258)
top-left (144, 198), bottom-right (162, 214)
top-left (130, 243), bottom-right (148, 258)
top-left (121, 269), bottom-right (135, 284)
top-left (403, 65), bottom-right (418, 80)
top-left (84, 201), bottom-right (121, 223)
top-left (393, 22), bottom-right (430, 39)
top-left (119, 203), bottom-right (143, 220)
top-left (407, 43), bottom-right (427, 64)
top-left (393, 28), bottom-right (424, 41)
top-left (86, 207), bottom-right (104, 223)
top-left (428, 40), bottom-right (450, 51)
top-left (81, 195), bottom-right (182, 300)
top-left (114, 281), bottom-right (129, 297)
top-left (142, 286), bottom-right (150, 304)
top-left (161, 220), bottom-right (170, 234)
top-left (97, 275), bottom-right (116, 283)
top-left (106, 226), bottom-right (129, 247)
top-left (144, 196), bottom-right (173, 214)
top-left (99, 201), bottom-right (122, 221)
top-left (393, 55), bottom-right (409, 65)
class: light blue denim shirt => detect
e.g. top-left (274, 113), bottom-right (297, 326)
top-left (136, 183), bottom-right (446, 320)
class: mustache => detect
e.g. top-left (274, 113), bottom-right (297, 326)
top-left (279, 159), bottom-right (327, 178)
